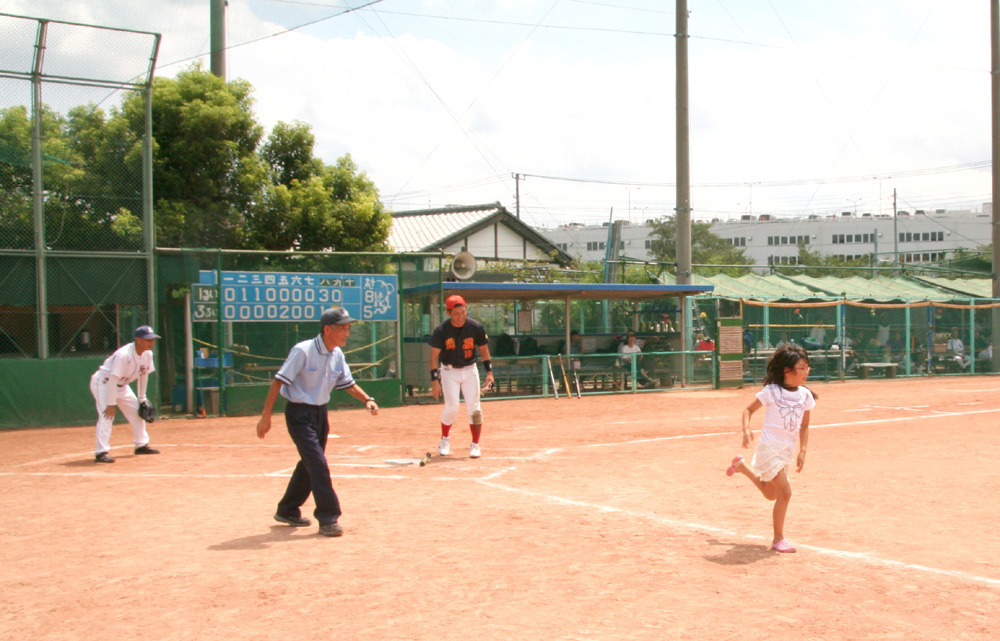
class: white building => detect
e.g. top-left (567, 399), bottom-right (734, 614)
top-left (539, 208), bottom-right (993, 267)
top-left (541, 220), bottom-right (662, 263)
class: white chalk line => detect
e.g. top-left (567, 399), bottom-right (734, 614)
top-left (583, 405), bottom-right (1000, 449)
top-left (6, 407), bottom-right (1000, 588)
top-left (0, 471), bottom-right (406, 480)
top-left (475, 479), bottom-right (1000, 590)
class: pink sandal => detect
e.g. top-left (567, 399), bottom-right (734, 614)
top-left (772, 539), bottom-right (796, 553)
top-left (726, 455), bottom-right (744, 477)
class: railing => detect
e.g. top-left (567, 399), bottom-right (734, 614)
top-left (482, 351), bottom-right (717, 400)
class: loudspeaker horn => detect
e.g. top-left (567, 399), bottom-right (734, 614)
top-left (450, 251), bottom-right (477, 280)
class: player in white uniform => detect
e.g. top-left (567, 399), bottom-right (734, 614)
top-left (429, 295), bottom-right (494, 459)
top-left (90, 325), bottom-right (161, 463)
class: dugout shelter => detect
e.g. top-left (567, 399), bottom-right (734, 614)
top-left (401, 281), bottom-right (717, 399)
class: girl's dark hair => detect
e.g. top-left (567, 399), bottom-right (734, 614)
top-left (763, 343), bottom-right (813, 393)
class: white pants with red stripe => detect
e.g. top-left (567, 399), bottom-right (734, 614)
top-left (90, 372), bottom-right (150, 455)
top-left (439, 364), bottom-right (482, 426)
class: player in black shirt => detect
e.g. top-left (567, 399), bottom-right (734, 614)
top-left (428, 295), bottom-right (494, 458)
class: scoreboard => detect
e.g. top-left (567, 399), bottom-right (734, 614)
top-left (193, 270), bottom-right (398, 323)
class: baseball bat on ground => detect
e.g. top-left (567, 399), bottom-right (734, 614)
top-left (572, 358), bottom-right (582, 398)
top-left (548, 357), bottom-right (560, 399)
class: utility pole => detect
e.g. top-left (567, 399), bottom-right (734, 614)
top-left (210, 0), bottom-right (227, 80)
top-left (675, 0), bottom-right (691, 286)
top-left (992, 0), bottom-right (1000, 370)
top-left (513, 173), bottom-right (520, 219)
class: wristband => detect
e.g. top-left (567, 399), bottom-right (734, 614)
top-left (364, 397), bottom-right (375, 404)
top-left (483, 360), bottom-right (492, 372)
top-left (430, 369), bottom-right (440, 381)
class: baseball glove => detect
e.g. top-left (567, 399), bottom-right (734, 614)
top-left (138, 401), bottom-right (157, 423)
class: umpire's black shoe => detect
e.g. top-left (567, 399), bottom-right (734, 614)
top-left (319, 521), bottom-right (344, 537)
top-left (95, 452), bottom-right (115, 463)
top-left (134, 445), bottom-right (160, 455)
top-left (274, 514), bottom-right (312, 527)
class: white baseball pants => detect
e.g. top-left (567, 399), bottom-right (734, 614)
top-left (439, 364), bottom-right (482, 426)
top-left (90, 372), bottom-right (150, 455)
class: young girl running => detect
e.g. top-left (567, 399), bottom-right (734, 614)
top-left (727, 343), bottom-right (815, 553)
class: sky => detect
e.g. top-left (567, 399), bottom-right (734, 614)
top-left (0, 0), bottom-right (994, 229)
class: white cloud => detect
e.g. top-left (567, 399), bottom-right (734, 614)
top-left (2, 0), bottom-right (994, 226)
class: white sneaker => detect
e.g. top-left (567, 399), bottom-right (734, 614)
top-left (438, 436), bottom-right (450, 456)
top-left (470, 442), bottom-right (481, 458)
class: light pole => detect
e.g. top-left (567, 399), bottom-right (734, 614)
top-left (745, 182), bottom-right (760, 216)
top-left (892, 188), bottom-right (899, 267)
top-left (848, 197), bottom-right (862, 216)
top-left (627, 187), bottom-right (640, 223)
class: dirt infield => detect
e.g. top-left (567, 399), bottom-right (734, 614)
top-left (2, 376), bottom-right (999, 640)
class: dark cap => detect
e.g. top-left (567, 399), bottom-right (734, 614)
top-left (320, 307), bottom-right (356, 327)
top-left (445, 295), bottom-right (466, 311)
top-left (134, 325), bottom-right (160, 340)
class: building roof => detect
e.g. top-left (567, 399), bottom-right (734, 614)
top-left (388, 202), bottom-right (573, 265)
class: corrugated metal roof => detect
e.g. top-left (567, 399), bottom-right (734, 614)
top-left (388, 205), bottom-right (498, 253)
top-left (657, 272), bottom-right (995, 301)
top-left (910, 276), bottom-right (993, 298)
top-left (734, 273), bottom-right (818, 297)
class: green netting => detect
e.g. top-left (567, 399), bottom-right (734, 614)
top-left (157, 249), bottom-right (429, 415)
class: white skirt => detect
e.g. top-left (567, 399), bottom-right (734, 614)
top-left (751, 438), bottom-right (796, 482)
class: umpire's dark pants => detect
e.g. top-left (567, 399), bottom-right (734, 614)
top-left (277, 401), bottom-right (341, 525)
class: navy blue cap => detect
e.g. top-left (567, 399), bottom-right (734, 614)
top-left (134, 325), bottom-right (160, 339)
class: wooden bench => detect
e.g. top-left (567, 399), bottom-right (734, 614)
top-left (857, 362), bottom-right (898, 378)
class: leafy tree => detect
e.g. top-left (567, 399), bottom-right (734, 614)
top-left (120, 65), bottom-right (266, 248)
top-left (0, 103), bottom-right (143, 251)
top-left (261, 120), bottom-right (321, 186)
top-left (2, 64), bottom-right (394, 256)
top-left (784, 242), bottom-right (871, 277)
top-left (0, 106), bottom-right (34, 249)
top-left (246, 154), bottom-right (390, 252)
top-left (648, 215), bottom-right (750, 276)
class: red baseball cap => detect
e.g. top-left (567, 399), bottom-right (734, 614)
top-left (445, 295), bottom-right (466, 311)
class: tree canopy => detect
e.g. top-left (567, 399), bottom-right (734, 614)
top-left (0, 64), bottom-right (391, 254)
top-left (647, 216), bottom-right (751, 276)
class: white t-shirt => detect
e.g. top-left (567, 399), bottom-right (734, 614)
top-left (619, 343), bottom-right (641, 363)
top-left (755, 383), bottom-right (816, 446)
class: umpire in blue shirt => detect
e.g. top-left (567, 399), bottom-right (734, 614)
top-left (256, 307), bottom-right (379, 537)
